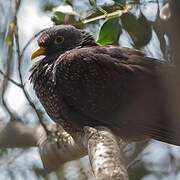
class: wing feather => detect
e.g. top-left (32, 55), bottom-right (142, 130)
top-left (55, 45), bottom-right (179, 145)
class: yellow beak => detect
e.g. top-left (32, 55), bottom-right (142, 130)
top-left (31, 47), bottom-right (46, 60)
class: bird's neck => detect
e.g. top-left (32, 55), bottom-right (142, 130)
top-left (80, 31), bottom-right (97, 47)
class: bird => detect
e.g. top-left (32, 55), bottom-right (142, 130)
top-left (30, 25), bottom-right (180, 146)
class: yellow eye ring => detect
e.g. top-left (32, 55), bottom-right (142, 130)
top-left (54, 35), bottom-right (64, 45)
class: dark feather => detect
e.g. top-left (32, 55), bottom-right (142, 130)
top-left (30, 25), bottom-right (180, 146)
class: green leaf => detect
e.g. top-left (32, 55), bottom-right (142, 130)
top-left (128, 163), bottom-right (151, 180)
top-left (43, 4), bottom-right (56, 12)
top-left (51, 11), bottom-right (78, 25)
top-left (51, 11), bottom-right (84, 29)
top-left (0, 148), bottom-right (8, 157)
top-left (33, 167), bottom-right (47, 178)
top-left (51, 11), bottom-right (67, 24)
top-left (113, 0), bottom-right (126, 7)
top-left (121, 12), bottom-right (152, 48)
top-left (89, 0), bottom-right (97, 6)
top-left (96, 17), bottom-right (121, 45)
top-left (86, 4), bottom-right (123, 20)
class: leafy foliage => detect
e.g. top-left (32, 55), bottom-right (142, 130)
top-left (96, 17), bottom-right (121, 45)
top-left (113, 0), bottom-right (126, 6)
top-left (85, 4), bottom-right (123, 20)
top-left (33, 166), bottom-right (47, 178)
top-left (51, 0), bottom-right (152, 48)
top-left (89, 0), bottom-right (96, 7)
top-left (52, 11), bottom-right (77, 25)
top-left (128, 163), bottom-right (152, 180)
top-left (121, 12), bottom-right (152, 48)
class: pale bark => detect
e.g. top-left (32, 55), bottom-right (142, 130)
top-left (38, 124), bottom-right (87, 172)
top-left (0, 120), bottom-right (42, 148)
top-left (39, 125), bottom-right (129, 180)
top-left (0, 120), bottom-right (130, 179)
top-left (84, 126), bottom-right (129, 180)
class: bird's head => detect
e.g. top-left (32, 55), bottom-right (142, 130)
top-left (31, 25), bottom-right (96, 60)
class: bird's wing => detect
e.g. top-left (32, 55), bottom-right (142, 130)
top-left (55, 45), bottom-right (180, 145)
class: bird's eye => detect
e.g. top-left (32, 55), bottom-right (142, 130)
top-left (54, 35), bottom-right (64, 45)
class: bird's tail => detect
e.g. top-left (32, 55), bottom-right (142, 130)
top-left (141, 114), bottom-right (180, 146)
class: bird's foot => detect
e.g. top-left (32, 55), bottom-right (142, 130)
top-left (47, 124), bottom-right (74, 149)
top-left (56, 130), bottom-right (73, 149)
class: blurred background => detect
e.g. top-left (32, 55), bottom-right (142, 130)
top-left (0, 0), bottom-right (180, 179)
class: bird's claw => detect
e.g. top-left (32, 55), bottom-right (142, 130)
top-left (47, 127), bottom-right (73, 149)
top-left (56, 131), bottom-right (72, 148)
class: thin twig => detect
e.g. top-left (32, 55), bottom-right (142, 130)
top-left (128, 0), bottom-right (163, 5)
top-left (0, 69), bottom-right (22, 88)
top-left (1, 4), bottom-right (17, 118)
top-left (82, 5), bottom-right (131, 24)
top-left (156, 0), bottom-right (160, 15)
top-left (1, 48), bottom-right (14, 118)
top-left (12, 0), bottom-right (49, 134)
top-left (20, 29), bottom-right (46, 56)
top-left (83, 0), bottom-right (162, 25)
top-left (125, 141), bottom-right (149, 168)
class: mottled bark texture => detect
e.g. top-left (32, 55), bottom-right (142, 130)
top-left (39, 125), bottom-right (129, 180)
top-left (38, 124), bottom-right (87, 172)
top-left (84, 126), bottom-right (129, 180)
top-left (0, 120), bottom-right (129, 179)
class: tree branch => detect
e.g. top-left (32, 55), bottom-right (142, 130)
top-left (39, 125), bottom-right (129, 179)
top-left (84, 126), bottom-right (129, 180)
top-left (0, 120), bottom-right (131, 179)
top-left (10, 0), bottom-right (50, 134)
top-left (38, 125), bottom-right (87, 172)
top-left (82, 4), bottom-right (131, 24)
top-left (0, 69), bottom-right (22, 88)
top-left (0, 120), bottom-right (43, 148)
